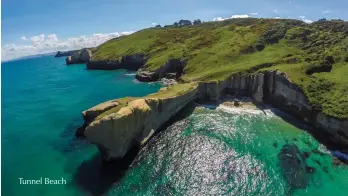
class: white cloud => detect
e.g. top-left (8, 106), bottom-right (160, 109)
top-left (250, 13), bottom-right (258, 15)
top-left (303, 19), bottom-right (314, 24)
top-left (213, 14), bottom-right (250, 21)
top-left (47, 34), bottom-right (58, 42)
top-left (299, 16), bottom-right (314, 24)
top-left (275, 17), bottom-right (281, 19)
top-left (213, 17), bottom-right (226, 21)
top-left (273, 9), bottom-right (279, 14)
top-left (151, 23), bottom-right (157, 26)
top-left (2, 31), bottom-right (134, 61)
top-left (231, 14), bottom-right (250, 18)
top-left (322, 10), bottom-right (330, 14)
top-left (30, 34), bottom-right (45, 44)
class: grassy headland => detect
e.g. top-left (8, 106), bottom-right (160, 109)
top-left (95, 83), bottom-right (197, 120)
top-left (91, 18), bottom-right (348, 119)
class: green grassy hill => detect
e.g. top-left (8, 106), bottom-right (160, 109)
top-left (91, 18), bottom-right (348, 119)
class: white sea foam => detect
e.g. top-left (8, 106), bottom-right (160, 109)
top-left (217, 105), bottom-right (275, 116)
top-left (195, 102), bottom-right (276, 117)
top-left (132, 79), bottom-right (140, 83)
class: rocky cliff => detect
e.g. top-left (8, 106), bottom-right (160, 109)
top-left (78, 70), bottom-right (348, 161)
top-left (82, 83), bottom-right (199, 160)
top-left (136, 59), bottom-right (186, 82)
top-left (75, 98), bottom-right (128, 137)
top-left (55, 50), bottom-right (80, 57)
top-left (86, 54), bottom-right (146, 70)
top-left (66, 49), bottom-right (92, 65)
top-left (197, 71), bottom-right (348, 150)
top-left (86, 54), bottom-right (185, 81)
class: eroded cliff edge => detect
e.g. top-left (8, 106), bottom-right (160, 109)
top-left (80, 83), bottom-right (198, 160)
top-left (78, 70), bottom-right (348, 161)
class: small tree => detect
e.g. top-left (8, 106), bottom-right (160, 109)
top-left (178, 20), bottom-right (192, 26)
top-left (193, 19), bottom-right (202, 25)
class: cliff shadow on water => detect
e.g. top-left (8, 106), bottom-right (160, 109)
top-left (72, 148), bottom-right (139, 196)
top-left (267, 107), bottom-right (342, 153)
top-left (71, 103), bottom-right (197, 196)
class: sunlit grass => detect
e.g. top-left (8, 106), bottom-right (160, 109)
top-left (92, 18), bottom-right (348, 118)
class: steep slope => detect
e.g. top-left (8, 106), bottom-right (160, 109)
top-left (75, 18), bottom-right (348, 160)
top-left (89, 18), bottom-right (348, 119)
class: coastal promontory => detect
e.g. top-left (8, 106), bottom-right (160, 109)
top-left (74, 18), bottom-right (348, 162)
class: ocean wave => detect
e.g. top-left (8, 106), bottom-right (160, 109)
top-left (217, 105), bottom-right (275, 117)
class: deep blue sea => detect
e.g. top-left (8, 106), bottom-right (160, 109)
top-left (2, 55), bottom-right (348, 196)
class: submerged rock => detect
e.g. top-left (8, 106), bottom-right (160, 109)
top-left (332, 150), bottom-right (348, 164)
top-left (278, 144), bottom-right (308, 189)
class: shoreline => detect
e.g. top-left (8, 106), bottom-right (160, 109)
top-left (197, 95), bottom-right (348, 165)
top-left (78, 71), bottom-right (348, 163)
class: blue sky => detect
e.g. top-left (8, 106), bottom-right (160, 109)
top-left (2, 0), bottom-right (348, 61)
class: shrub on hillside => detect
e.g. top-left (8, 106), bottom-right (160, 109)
top-left (285, 27), bottom-right (313, 41)
top-left (304, 58), bottom-right (333, 75)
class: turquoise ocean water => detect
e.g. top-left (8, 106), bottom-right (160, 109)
top-left (2, 55), bottom-right (348, 196)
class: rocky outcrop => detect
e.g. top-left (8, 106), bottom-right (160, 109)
top-left (85, 55), bottom-right (185, 82)
top-left (55, 50), bottom-right (80, 57)
top-left (83, 99), bottom-right (121, 122)
top-left (83, 84), bottom-right (199, 160)
top-left (136, 59), bottom-right (185, 82)
top-left (66, 49), bottom-right (92, 65)
top-left (87, 54), bottom-right (145, 70)
top-left (75, 99), bottom-right (121, 137)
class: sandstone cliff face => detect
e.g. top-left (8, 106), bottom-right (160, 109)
top-left (264, 71), bottom-right (348, 149)
top-left (87, 54), bottom-right (145, 70)
top-left (66, 49), bottom-right (92, 65)
top-left (75, 99), bottom-right (121, 137)
top-left (82, 99), bottom-right (120, 123)
top-left (84, 84), bottom-right (199, 160)
top-left (197, 70), bottom-right (348, 150)
top-left (197, 73), bottom-right (265, 103)
top-left (79, 70), bottom-right (348, 161)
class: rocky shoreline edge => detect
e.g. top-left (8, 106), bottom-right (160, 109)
top-left (61, 50), bottom-right (348, 164)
